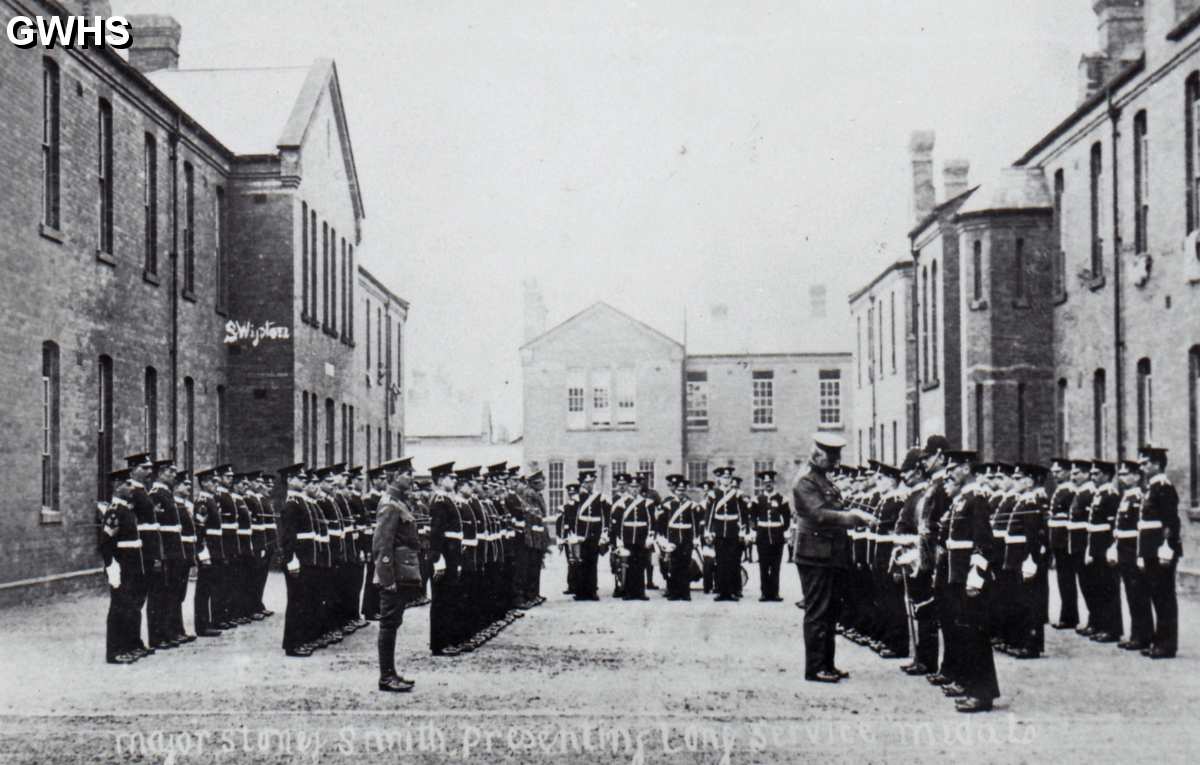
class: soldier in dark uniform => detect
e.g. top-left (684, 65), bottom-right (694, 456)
top-left (304, 469), bottom-right (334, 649)
top-left (277, 463), bottom-right (316, 657)
top-left (428, 462), bottom-right (463, 656)
top-left (614, 473), bottom-right (654, 601)
top-left (213, 465), bottom-right (241, 630)
top-left (413, 476), bottom-right (434, 607)
top-left (1046, 458), bottom-right (1079, 630)
top-left (99, 469), bottom-right (145, 663)
top-left (559, 482), bottom-right (580, 595)
top-left (872, 458), bottom-right (913, 659)
top-left (242, 472), bottom-right (270, 622)
top-left (572, 469), bottom-right (608, 601)
top-left (191, 468), bottom-right (224, 638)
top-left (173, 474), bottom-right (198, 643)
top-left (260, 473), bottom-right (280, 617)
top-left (374, 457), bottom-right (422, 691)
top-left (705, 467), bottom-right (748, 602)
top-left (1084, 461), bottom-right (1122, 643)
top-left (752, 471), bottom-right (790, 602)
top-left (361, 465), bottom-right (385, 620)
top-left (608, 473), bottom-right (632, 597)
top-left (149, 459), bottom-right (187, 648)
top-left (1137, 445), bottom-right (1180, 659)
top-left (1113, 461), bottom-right (1151, 650)
top-left (455, 466), bottom-right (483, 651)
top-left (126, 453), bottom-right (163, 655)
top-left (1003, 464), bottom-right (1048, 659)
top-left (1067, 460), bottom-right (1097, 637)
top-left (791, 434), bottom-right (876, 682)
top-left (659, 475), bottom-right (702, 600)
top-left (523, 470), bottom-right (551, 606)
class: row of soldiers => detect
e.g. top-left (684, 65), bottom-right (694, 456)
top-left (556, 466), bottom-right (794, 603)
top-left (98, 454), bottom-right (279, 664)
top-left (806, 435), bottom-right (1182, 713)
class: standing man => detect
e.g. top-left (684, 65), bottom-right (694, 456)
top-left (99, 469), bottom-right (145, 664)
top-left (192, 468), bottom-right (224, 638)
top-left (126, 453), bottom-right (163, 655)
top-left (428, 462), bottom-right (464, 657)
top-left (1137, 445), bottom-right (1180, 659)
top-left (614, 474), bottom-right (654, 601)
top-left (374, 457), bottom-right (421, 691)
top-left (150, 459), bottom-right (187, 648)
top-left (1084, 461), bottom-right (1122, 643)
top-left (1068, 460), bottom-right (1097, 637)
top-left (523, 470), bottom-right (551, 607)
top-left (1046, 458), bottom-right (1078, 630)
top-left (1113, 461), bottom-right (1151, 651)
top-left (705, 467), bottom-right (748, 602)
top-left (752, 470), bottom-right (790, 602)
top-left (791, 434), bottom-right (876, 683)
top-left (660, 475), bottom-right (702, 601)
top-left (278, 464), bottom-right (316, 657)
top-left (572, 470), bottom-right (608, 601)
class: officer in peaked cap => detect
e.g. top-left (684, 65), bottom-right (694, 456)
top-left (791, 433), bottom-right (876, 682)
top-left (752, 470), bottom-right (791, 602)
top-left (1137, 444), bottom-right (1180, 658)
top-left (373, 455), bottom-right (421, 691)
top-left (99, 468), bottom-right (145, 663)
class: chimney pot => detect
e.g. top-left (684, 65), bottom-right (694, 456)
top-left (909, 130), bottom-right (936, 225)
top-left (943, 159), bottom-right (970, 201)
top-left (126, 14), bottom-right (182, 74)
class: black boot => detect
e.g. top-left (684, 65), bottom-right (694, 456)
top-left (377, 627), bottom-right (397, 681)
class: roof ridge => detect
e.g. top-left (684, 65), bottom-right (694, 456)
top-left (161, 65), bottom-right (313, 73)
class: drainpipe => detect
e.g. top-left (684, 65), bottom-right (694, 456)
top-left (1108, 92), bottom-right (1125, 460)
top-left (169, 111), bottom-right (181, 461)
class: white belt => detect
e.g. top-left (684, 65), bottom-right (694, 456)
top-left (236, 529), bottom-right (252, 536)
top-left (117, 540), bottom-right (143, 549)
top-left (1067, 521), bottom-right (1088, 531)
top-left (875, 534), bottom-right (896, 544)
top-left (946, 539), bottom-right (974, 550)
top-left (1137, 520), bottom-right (1163, 530)
top-left (713, 514), bottom-right (739, 521)
top-left (668, 523), bottom-right (693, 530)
top-left (137, 523), bottom-right (160, 531)
top-left (362, 529), bottom-right (374, 535)
top-left (317, 535), bottom-right (330, 542)
top-left (1087, 523), bottom-right (1112, 533)
top-left (1114, 529), bottom-right (1138, 539)
top-left (1046, 519), bottom-right (1068, 528)
top-left (159, 524), bottom-right (182, 533)
top-left (206, 529), bottom-right (223, 537)
top-left (531, 525), bottom-right (545, 532)
top-left (623, 522), bottom-right (648, 528)
top-left (1004, 535), bottom-right (1027, 544)
top-left (864, 531), bottom-right (877, 540)
top-left (759, 521), bottom-right (784, 528)
top-left (180, 535), bottom-right (196, 544)
top-left (504, 531), bottom-right (516, 539)
top-left (221, 523), bottom-right (238, 531)
top-left (296, 532), bottom-right (316, 540)
top-left (329, 529), bottom-right (345, 538)
top-left (893, 533), bottom-right (917, 546)
top-left (513, 521), bottom-right (526, 528)
top-left (992, 530), bottom-right (1007, 539)
top-left (463, 539), bottom-right (479, 547)
top-left (251, 524), bottom-right (266, 531)
top-left (264, 523), bottom-right (277, 530)
top-left (444, 531), bottom-right (464, 540)
top-left (579, 515), bottom-right (603, 522)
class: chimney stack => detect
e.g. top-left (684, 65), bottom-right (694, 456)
top-left (909, 130), bottom-right (936, 225)
top-left (125, 15), bottom-right (181, 73)
top-left (58, 1), bottom-right (113, 15)
top-left (943, 159), bottom-right (970, 201)
top-left (522, 279), bottom-right (548, 344)
top-left (1095, 0), bottom-right (1145, 63)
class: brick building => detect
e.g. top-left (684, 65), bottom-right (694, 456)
top-left (520, 302), bottom-right (851, 509)
top-left (0, 1), bottom-right (407, 602)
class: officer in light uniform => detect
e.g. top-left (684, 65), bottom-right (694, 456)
top-left (374, 457), bottom-right (421, 692)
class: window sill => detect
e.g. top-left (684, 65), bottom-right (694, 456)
top-left (817, 424), bottom-right (843, 432)
top-left (181, 289), bottom-right (196, 303)
top-left (1011, 297), bottom-right (1030, 309)
top-left (39, 223), bottom-right (64, 244)
top-left (969, 298), bottom-right (988, 311)
top-left (751, 425), bottom-right (777, 432)
top-left (95, 249), bottom-right (116, 267)
top-left (922, 379), bottom-right (941, 392)
top-left (215, 306), bottom-right (227, 318)
top-left (39, 508), bottom-right (63, 525)
top-left (687, 425), bottom-right (709, 432)
top-left (143, 269), bottom-right (159, 286)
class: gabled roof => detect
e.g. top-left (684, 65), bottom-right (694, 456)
top-left (848, 260), bottom-right (913, 304)
top-left (955, 167), bottom-right (1051, 218)
top-left (908, 186), bottom-right (978, 241)
top-left (521, 302), bottom-right (683, 351)
top-left (146, 59), bottom-right (365, 221)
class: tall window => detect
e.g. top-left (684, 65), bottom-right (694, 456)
top-left (340, 239), bottom-right (348, 339)
top-left (566, 368), bottom-right (585, 430)
top-left (348, 405), bottom-right (355, 466)
top-left (921, 267), bottom-right (929, 382)
top-left (1137, 358), bottom-right (1154, 447)
top-left (330, 227), bottom-right (337, 335)
top-left (856, 316), bottom-right (862, 387)
top-left (1093, 369), bottom-right (1108, 457)
top-left (1017, 382), bottom-right (1027, 461)
top-left (325, 398), bottom-right (335, 465)
top-left (183, 162), bottom-right (195, 293)
top-left (615, 367), bottom-right (636, 425)
top-left (97, 99), bottom-right (113, 255)
top-left (301, 203), bottom-right (309, 321)
top-left (42, 58), bottom-right (60, 229)
top-left (365, 298), bottom-right (371, 370)
top-left (1057, 378), bottom-right (1070, 456)
top-left (385, 313), bottom-right (393, 391)
top-left (819, 369), bottom-right (842, 427)
top-left (144, 367), bottom-right (157, 454)
top-left (752, 370), bottom-right (774, 427)
top-left (41, 342), bottom-right (60, 513)
top-left (216, 385), bottom-right (226, 465)
top-left (96, 355), bottom-right (113, 501)
top-left (322, 222), bottom-right (330, 329)
top-left (1014, 238), bottom-right (1026, 301)
top-left (376, 426), bottom-right (382, 464)
top-left (1090, 142), bottom-right (1103, 275)
top-left (638, 459), bottom-right (656, 488)
top-left (395, 320), bottom-right (404, 394)
top-left (310, 209), bottom-right (318, 320)
top-left (1189, 346), bottom-right (1200, 506)
top-left (548, 460), bottom-right (564, 510)
top-left (867, 306), bottom-right (875, 380)
top-left (1187, 74), bottom-right (1200, 233)
top-left (972, 240), bottom-right (983, 301)
top-left (1053, 169), bottom-right (1066, 297)
top-left (975, 382), bottom-right (984, 453)
top-left (144, 134), bottom-right (157, 275)
top-left (686, 460), bottom-right (707, 487)
top-left (183, 377), bottom-right (195, 473)
top-left (611, 460), bottom-right (627, 489)
top-left (591, 368), bottom-right (611, 427)
top-left (1133, 110), bottom-right (1149, 253)
top-left (753, 460), bottom-right (774, 491)
top-left (301, 391), bottom-right (310, 464)
top-left (365, 425), bottom-right (371, 470)
top-left (892, 421), bottom-right (898, 465)
top-left (878, 301), bottom-right (884, 378)
top-left (311, 395), bottom-right (319, 466)
top-left (930, 261), bottom-right (938, 380)
top-left (348, 244), bottom-right (355, 341)
top-left (341, 403), bottom-right (349, 463)
top-left (215, 187), bottom-right (227, 313)
top-left (889, 291), bottom-right (897, 373)
top-left (376, 305), bottom-right (383, 381)
top-left (686, 370), bottom-right (709, 429)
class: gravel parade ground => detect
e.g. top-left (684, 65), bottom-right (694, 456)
top-left (1, 554), bottom-right (1197, 764)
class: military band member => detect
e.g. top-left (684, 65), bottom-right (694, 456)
top-left (374, 457), bottom-right (421, 692)
top-left (1047, 458), bottom-right (1079, 630)
top-left (609, 474), bottom-right (633, 597)
top-left (614, 473), bottom-right (655, 601)
top-left (214, 465), bottom-right (241, 630)
top-left (659, 475), bottom-right (702, 600)
top-left (705, 467), bottom-right (748, 602)
top-left (572, 470), bottom-right (608, 601)
top-left (872, 458), bottom-right (914, 659)
top-left (1113, 461), bottom-right (1151, 651)
top-left (1137, 445), bottom-right (1180, 659)
top-left (792, 433), bottom-right (876, 682)
top-left (559, 482), bottom-right (580, 595)
top-left (305, 468), bottom-right (335, 648)
top-left (1083, 461), bottom-right (1122, 643)
top-left (752, 470), bottom-right (790, 602)
top-left (192, 468), bottom-right (224, 638)
top-left (99, 469), bottom-right (145, 663)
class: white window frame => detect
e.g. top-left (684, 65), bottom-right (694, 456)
top-left (567, 368), bottom-right (586, 430)
top-left (752, 370), bottom-right (774, 427)
top-left (615, 367), bottom-right (636, 426)
top-left (686, 371), bottom-right (709, 429)
top-left (591, 368), bottom-right (611, 427)
top-left (819, 369), bottom-right (842, 428)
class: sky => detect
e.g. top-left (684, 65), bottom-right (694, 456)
top-left (119, 0), bottom-right (1098, 435)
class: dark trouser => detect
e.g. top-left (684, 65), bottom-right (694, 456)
top-left (796, 564), bottom-right (844, 676)
top-left (1144, 557), bottom-right (1178, 654)
top-left (194, 563), bottom-right (218, 632)
top-left (512, 546), bottom-right (530, 605)
top-left (1119, 562), bottom-right (1153, 645)
top-left (756, 541), bottom-right (783, 600)
top-left (623, 549), bottom-right (648, 599)
top-left (876, 571), bottom-right (909, 655)
top-left (576, 540), bottom-right (599, 598)
top-left (430, 569), bottom-right (460, 653)
top-left (565, 550), bottom-right (579, 595)
top-left (949, 583), bottom-right (1000, 701)
top-left (309, 567), bottom-right (330, 644)
top-left (524, 548), bottom-right (544, 602)
top-left (1010, 566), bottom-right (1047, 654)
top-left (161, 560), bottom-right (190, 639)
top-left (146, 564), bottom-right (169, 646)
top-left (714, 537), bottom-right (740, 598)
top-left (108, 570), bottom-right (145, 659)
top-left (702, 551), bottom-right (715, 593)
top-left (282, 569), bottom-right (309, 651)
top-left (377, 586), bottom-right (407, 677)
top-left (1051, 548), bottom-right (1078, 626)
top-left (212, 561), bottom-right (231, 624)
top-left (1086, 559), bottom-right (1122, 637)
top-left (345, 561), bottom-right (365, 622)
top-left (257, 552), bottom-right (273, 612)
top-left (1072, 547), bottom-right (1094, 627)
top-left (992, 570), bottom-right (1018, 646)
top-left (908, 571), bottom-right (939, 672)
top-left (363, 562), bottom-right (380, 618)
top-left (645, 550), bottom-right (656, 587)
top-left (668, 544), bottom-right (693, 600)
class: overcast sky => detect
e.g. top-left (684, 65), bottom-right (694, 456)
top-left (120, 0), bottom-right (1097, 434)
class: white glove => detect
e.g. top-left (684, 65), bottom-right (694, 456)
top-left (1137, 558), bottom-right (1146, 571)
top-left (969, 553), bottom-right (988, 572)
top-left (1158, 542), bottom-right (1176, 565)
top-left (286, 555), bottom-right (300, 574)
top-left (1085, 554), bottom-right (1094, 566)
top-left (434, 557), bottom-right (447, 575)
top-left (198, 547), bottom-right (211, 565)
top-left (105, 561), bottom-right (121, 589)
top-left (1021, 556), bottom-right (1038, 581)
top-left (965, 565), bottom-right (984, 596)
top-left (1105, 545), bottom-right (1119, 567)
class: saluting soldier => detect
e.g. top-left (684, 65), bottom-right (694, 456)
top-left (1046, 458), bottom-right (1079, 630)
top-left (1084, 461), bottom-right (1122, 643)
top-left (374, 457), bottom-right (421, 692)
top-left (192, 468), bottom-right (224, 638)
top-left (1137, 445), bottom-right (1180, 659)
top-left (278, 464), bottom-right (316, 657)
top-left (752, 470), bottom-right (790, 602)
top-left (1113, 461), bottom-right (1151, 650)
top-left (99, 469), bottom-right (146, 664)
top-left (705, 467), bottom-right (748, 602)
